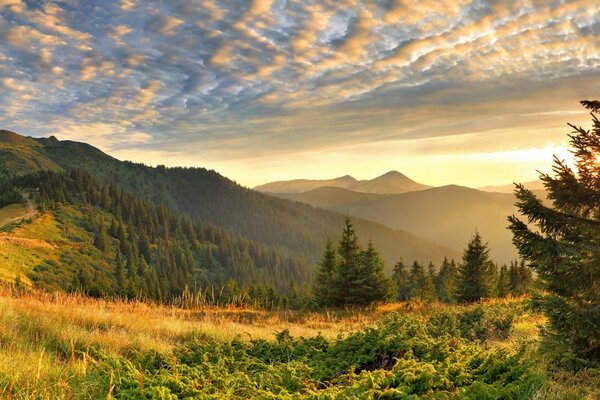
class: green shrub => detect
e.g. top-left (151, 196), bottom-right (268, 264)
top-left (99, 303), bottom-right (544, 399)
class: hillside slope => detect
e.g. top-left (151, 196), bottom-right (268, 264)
top-left (0, 130), bottom-right (457, 270)
top-left (277, 185), bottom-right (519, 263)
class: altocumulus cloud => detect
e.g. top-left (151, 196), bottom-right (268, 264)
top-left (0, 0), bottom-right (599, 186)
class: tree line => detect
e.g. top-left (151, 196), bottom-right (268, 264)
top-left (12, 169), bottom-right (311, 305)
top-left (314, 219), bottom-right (533, 308)
top-left (0, 170), bottom-right (23, 209)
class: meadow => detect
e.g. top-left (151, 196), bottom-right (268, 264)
top-left (1, 287), bottom-right (598, 399)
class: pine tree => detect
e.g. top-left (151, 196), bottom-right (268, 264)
top-left (93, 221), bottom-right (109, 254)
top-left (457, 232), bottom-right (494, 302)
top-left (508, 260), bottom-right (532, 296)
top-left (334, 217), bottom-right (363, 306)
top-left (496, 264), bottom-right (510, 298)
top-left (409, 261), bottom-right (435, 302)
top-left (436, 257), bottom-right (458, 303)
top-left (114, 251), bottom-right (126, 296)
top-left (314, 218), bottom-right (390, 307)
top-left (314, 239), bottom-right (337, 307)
top-left (508, 100), bottom-right (600, 363)
top-left (359, 239), bottom-right (392, 304)
top-left (392, 259), bottom-right (411, 301)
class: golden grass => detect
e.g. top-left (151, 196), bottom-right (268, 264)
top-left (0, 288), bottom-right (597, 399)
top-left (0, 203), bottom-right (28, 225)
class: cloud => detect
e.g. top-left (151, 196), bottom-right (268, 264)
top-left (2, 78), bottom-right (27, 91)
top-left (0, 0), bottom-right (598, 187)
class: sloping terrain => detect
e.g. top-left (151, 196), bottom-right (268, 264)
top-left (0, 130), bottom-right (457, 273)
top-left (277, 185), bottom-right (520, 263)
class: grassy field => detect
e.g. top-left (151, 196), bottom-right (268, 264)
top-left (0, 211), bottom-right (63, 286)
top-left (0, 289), bottom-right (598, 399)
top-left (0, 203), bottom-right (29, 227)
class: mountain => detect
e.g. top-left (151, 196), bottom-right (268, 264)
top-left (0, 130), bottom-right (457, 279)
top-left (1, 170), bottom-right (310, 297)
top-left (254, 171), bottom-right (431, 194)
top-left (253, 175), bottom-right (359, 194)
top-left (275, 185), bottom-right (520, 263)
top-left (478, 180), bottom-right (545, 193)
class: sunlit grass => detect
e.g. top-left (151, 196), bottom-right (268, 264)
top-left (0, 203), bottom-right (28, 225)
top-left (0, 288), bottom-right (597, 399)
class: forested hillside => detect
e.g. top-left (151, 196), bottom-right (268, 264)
top-left (4, 170), bottom-right (309, 302)
top-left (0, 130), bottom-right (456, 269)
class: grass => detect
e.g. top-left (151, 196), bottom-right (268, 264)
top-left (0, 289), bottom-right (597, 399)
top-left (0, 211), bottom-right (63, 285)
top-left (0, 203), bottom-right (28, 226)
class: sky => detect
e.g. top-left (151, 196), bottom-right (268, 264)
top-left (0, 0), bottom-right (598, 188)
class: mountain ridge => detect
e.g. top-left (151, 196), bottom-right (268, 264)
top-left (255, 170), bottom-right (431, 194)
top-left (0, 130), bottom-right (458, 273)
top-left (274, 184), bottom-right (520, 263)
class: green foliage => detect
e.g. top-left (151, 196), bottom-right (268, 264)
top-left (313, 239), bottom-right (336, 306)
top-left (509, 100), bottom-right (600, 367)
top-left (0, 172), bottom-right (23, 208)
top-left (457, 232), bottom-right (495, 303)
top-left (12, 170), bottom-right (311, 304)
top-left (92, 303), bottom-right (543, 399)
top-left (436, 257), bottom-right (459, 303)
top-left (409, 261), bottom-right (436, 302)
top-left (314, 218), bottom-right (391, 307)
top-left (392, 259), bottom-right (411, 301)
top-left (1, 131), bottom-right (448, 271)
top-left (497, 264), bottom-right (511, 298)
top-left (508, 260), bottom-right (532, 297)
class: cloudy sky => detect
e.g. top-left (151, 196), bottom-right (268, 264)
top-left (0, 0), bottom-right (598, 187)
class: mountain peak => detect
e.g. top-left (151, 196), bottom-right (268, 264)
top-left (255, 171), bottom-right (430, 195)
top-left (376, 170), bottom-right (410, 180)
top-left (335, 174), bottom-right (357, 182)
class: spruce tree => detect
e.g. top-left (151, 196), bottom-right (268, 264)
top-left (313, 239), bottom-right (337, 307)
top-left (509, 100), bottom-right (600, 364)
top-left (314, 218), bottom-right (391, 307)
top-left (409, 261), bottom-right (435, 302)
top-left (359, 240), bottom-right (392, 304)
top-left (334, 217), bottom-right (363, 306)
top-left (392, 259), bottom-right (411, 301)
top-left (496, 264), bottom-right (510, 298)
top-left (436, 257), bottom-right (458, 303)
top-left (457, 232), bottom-right (494, 302)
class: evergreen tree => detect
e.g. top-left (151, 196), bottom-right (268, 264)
top-left (392, 259), bottom-right (411, 301)
top-left (359, 240), bottom-right (392, 304)
top-left (313, 239), bottom-right (337, 307)
top-left (114, 251), bottom-right (126, 296)
top-left (314, 218), bottom-right (391, 307)
top-left (93, 222), bottom-right (109, 254)
top-left (409, 261), bottom-right (435, 302)
top-left (496, 264), bottom-right (511, 298)
top-left (436, 257), bottom-right (458, 303)
top-left (509, 100), bottom-right (600, 363)
top-left (457, 232), bottom-right (494, 302)
top-left (508, 260), bottom-right (531, 296)
top-left (335, 217), bottom-right (362, 306)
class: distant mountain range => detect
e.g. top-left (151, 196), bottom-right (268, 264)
top-left (0, 130), bottom-right (457, 278)
top-left (258, 170), bottom-right (543, 263)
top-left (478, 180), bottom-right (545, 193)
top-left (255, 170), bottom-right (431, 194)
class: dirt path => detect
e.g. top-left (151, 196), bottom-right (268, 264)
top-left (0, 193), bottom-right (36, 229)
